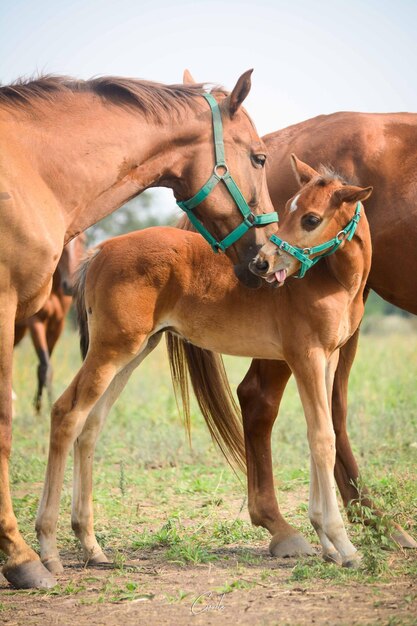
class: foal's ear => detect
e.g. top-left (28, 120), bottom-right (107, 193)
top-left (291, 154), bottom-right (319, 186)
top-left (183, 69), bottom-right (196, 84)
top-left (333, 185), bottom-right (373, 205)
top-left (226, 69), bottom-right (253, 118)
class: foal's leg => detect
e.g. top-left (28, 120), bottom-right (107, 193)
top-left (71, 334), bottom-right (162, 565)
top-left (332, 331), bottom-right (417, 548)
top-left (238, 359), bottom-right (315, 557)
top-left (0, 297), bottom-right (55, 588)
top-left (292, 352), bottom-right (359, 567)
top-left (36, 347), bottom-right (132, 574)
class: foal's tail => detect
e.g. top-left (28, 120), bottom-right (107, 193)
top-left (74, 248), bottom-right (100, 360)
top-left (166, 333), bottom-right (246, 474)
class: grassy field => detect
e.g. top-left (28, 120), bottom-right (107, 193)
top-left (2, 317), bottom-right (417, 625)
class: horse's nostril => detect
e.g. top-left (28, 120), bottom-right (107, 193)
top-left (255, 259), bottom-right (269, 272)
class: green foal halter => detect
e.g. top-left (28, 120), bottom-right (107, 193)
top-left (269, 202), bottom-right (361, 278)
top-left (176, 93), bottom-right (278, 252)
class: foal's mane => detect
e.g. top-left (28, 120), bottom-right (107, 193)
top-left (0, 75), bottom-right (225, 122)
top-left (313, 165), bottom-right (349, 186)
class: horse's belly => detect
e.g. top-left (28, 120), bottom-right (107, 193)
top-left (172, 318), bottom-right (284, 360)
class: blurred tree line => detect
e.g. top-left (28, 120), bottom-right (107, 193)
top-left (86, 192), bottom-right (177, 245)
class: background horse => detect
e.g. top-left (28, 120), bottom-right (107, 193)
top-left (36, 158), bottom-right (372, 574)
top-left (0, 70), bottom-right (277, 589)
top-left (14, 235), bottom-right (86, 413)
top-left (249, 112), bottom-right (417, 550)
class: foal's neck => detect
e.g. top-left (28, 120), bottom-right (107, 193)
top-left (16, 95), bottom-right (201, 241)
top-left (325, 218), bottom-right (371, 293)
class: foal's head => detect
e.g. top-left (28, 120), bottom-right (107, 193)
top-left (250, 155), bottom-right (372, 285)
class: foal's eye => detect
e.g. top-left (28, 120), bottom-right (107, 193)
top-left (301, 213), bottom-right (322, 231)
top-left (251, 154), bottom-right (267, 168)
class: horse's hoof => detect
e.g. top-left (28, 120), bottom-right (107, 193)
top-left (269, 533), bottom-right (315, 557)
top-left (42, 557), bottom-right (64, 575)
top-left (323, 550), bottom-right (342, 565)
top-left (391, 528), bottom-right (417, 549)
top-left (85, 551), bottom-right (109, 567)
top-left (342, 552), bottom-right (361, 569)
top-left (3, 559), bottom-right (57, 589)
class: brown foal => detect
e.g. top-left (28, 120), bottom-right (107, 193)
top-left (0, 71), bottom-right (276, 588)
top-left (256, 112), bottom-right (417, 549)
top-left (14, 235), bottom-right (86, 413)
top-left (36, 157), bottom-right (373, 573)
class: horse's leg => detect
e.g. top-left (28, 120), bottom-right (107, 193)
top-left (332, 330), bottom-right (417, 548)
top-left (0, 297), bottom-right (56, 588)
top-left (36, 346), bottom-right (132, 574)
top-left (71, 334), bottom-right (162, 565)
top-left (28, 317), bottom-right (50, 413)
top-left (237, 359), bottom-right (315, 557)
top-left (44, 313), bottom-right (65, 407)
top-left (293, 351), bottom-right (359, 567)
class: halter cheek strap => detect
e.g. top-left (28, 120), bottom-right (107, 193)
top-left (269, 202), bottom-right (362, 278)
top-left (176, 93), bottom-right (278, 252)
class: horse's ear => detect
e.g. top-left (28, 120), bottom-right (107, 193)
top-left (291, 154), bottom-right (319, 187)
top-left (183, 69), bottom-right (196, 84)
top-left (225, 69), bottom-right (253, 118)
top-left (333, 185), bottom-right (373, 205)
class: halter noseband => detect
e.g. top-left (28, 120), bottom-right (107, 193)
top-left (176, 93), bottom-right (278, 253)
top-left (269, 202), bottom-right (361, 278)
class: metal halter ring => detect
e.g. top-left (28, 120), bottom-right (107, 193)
top-left (214, 163), bottom-right (229, 178)
top-left (336, 230), bottom-right (346, 241)
top-left (302, 247), bottom-right (311, 255)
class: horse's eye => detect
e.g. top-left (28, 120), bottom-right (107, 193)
top-left (251, 154), bottom-right (267, 168)
top-left (302, 213), bottom-right (322, 231)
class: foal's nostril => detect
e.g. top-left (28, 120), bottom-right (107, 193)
top-left (255, 259), bottom-right (269, 272)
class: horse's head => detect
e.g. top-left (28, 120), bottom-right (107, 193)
top-left (172, 70), bottom-right (278, 288)
top-left (250, 155), bottom-right (372, 285)
top-left (57, 233), bottom-right (87, 295)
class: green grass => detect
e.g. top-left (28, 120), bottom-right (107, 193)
top-left (9, 322), bottom-right (417, 589)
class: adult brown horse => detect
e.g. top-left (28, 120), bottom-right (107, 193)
top-left (36, 157), bottom-right (372, 573)
top-left (0, 70), bottom-right (277, 589)
top-left (14, 235), bottom-right (86, 413)
top-left (241, 112), bottom-right (417, 553)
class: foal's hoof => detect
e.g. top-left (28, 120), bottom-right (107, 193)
top-left (323, 550), bottom-right (342, 565)
top-left (342, 552), bottom-right (362, 569)
top-left (391, 527), bottom-right (417, 549)
top-left (3, 559), bottom-right (57, 589)
top-left (270, 533), bottom-right (315, 558)
top-left (42, 557), bottom-right (64, 576)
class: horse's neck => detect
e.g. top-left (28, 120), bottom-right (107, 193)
top-left (16, 98), bottom-right (189, 240)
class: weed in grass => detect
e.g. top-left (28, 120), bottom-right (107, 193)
top-left (165, 590), bottom-right (190, 603)
top-left (212, 520), bottom-right (267, 545)
top-left (216, 578), bottom-right (254, 594)
top-left (167, 541), bottom-right (216, 565)
top-left (290, 557), bottom-right (350, 583)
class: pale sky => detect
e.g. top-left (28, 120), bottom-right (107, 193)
top-left (2, 0), bottom-right (416, 213)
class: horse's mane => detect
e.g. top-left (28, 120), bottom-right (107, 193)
top-left (0, 75), bottom-right (226, 122)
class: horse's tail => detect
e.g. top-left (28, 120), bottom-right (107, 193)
top-left (73, 248), bottom-right (100, 360)
top-left (166, 332), bottom-right (246, 474)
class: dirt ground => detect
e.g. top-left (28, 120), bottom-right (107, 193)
top-left (0, 548), bottom-right (416, 626)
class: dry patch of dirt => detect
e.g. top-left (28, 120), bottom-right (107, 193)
top-left (0, 550), bottom-right (416, 626)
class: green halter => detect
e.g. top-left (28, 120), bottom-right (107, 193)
top-left (269, 202), bottom-right (361, 278)
top-left (176, 93), bottom-right (278, 252)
